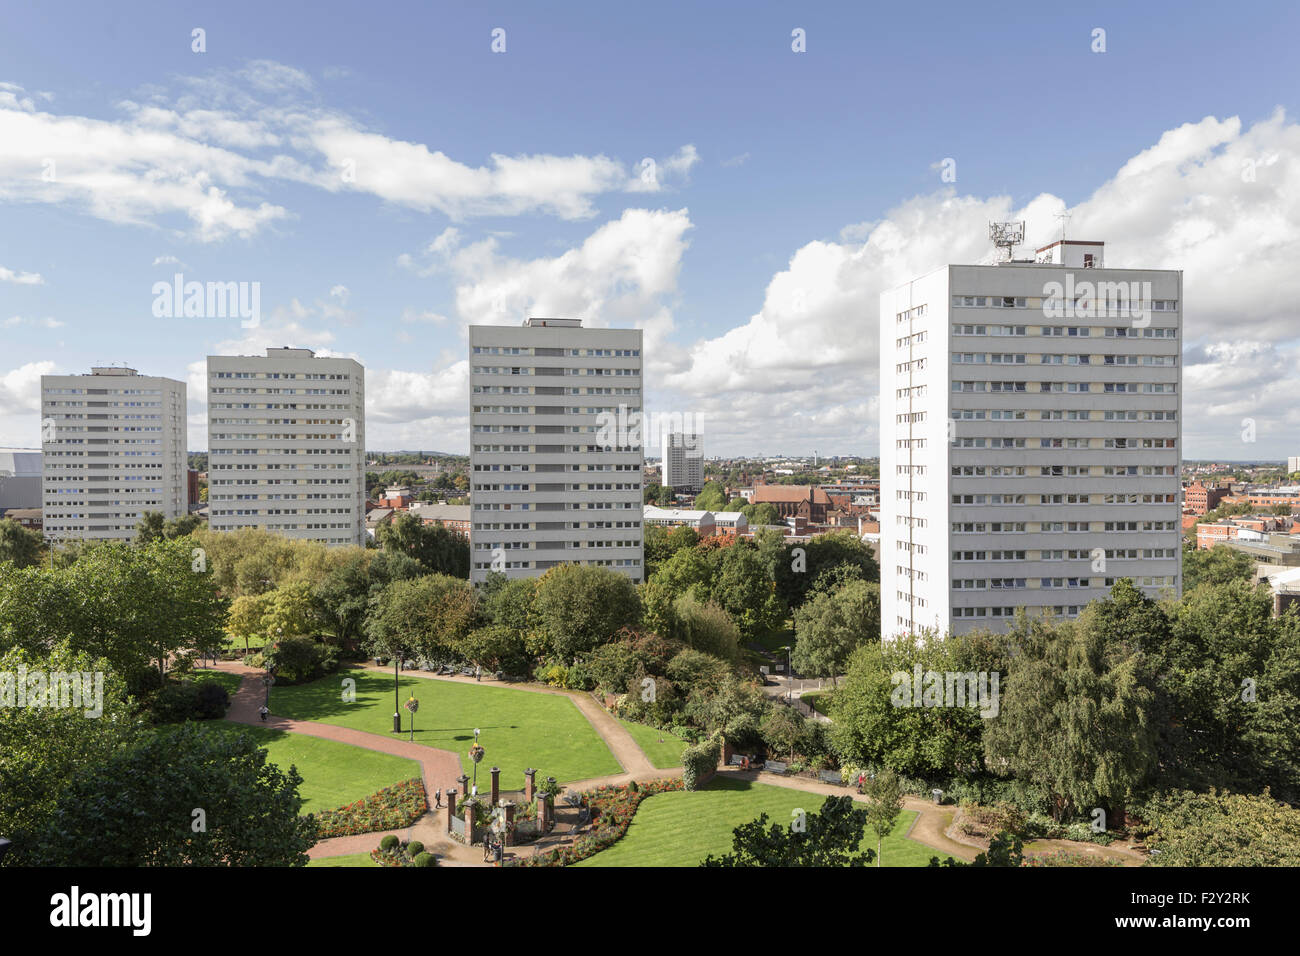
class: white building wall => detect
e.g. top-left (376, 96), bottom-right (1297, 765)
top-left (41, 368), bottom-right (187, 541)
top-left (469, 319), bottom-right (644, 583)
top-left (206, 348), bottom-right (366, 546)
top-left (881, 257), bottom-right (1183, 638)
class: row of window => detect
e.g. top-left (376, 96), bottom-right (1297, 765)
top-left (952, 520), bottom-right (1178, 533)
top-left (952, 381), bottom-right (1177, 394)
top-left (953, 324), bottom-right (1177, 338)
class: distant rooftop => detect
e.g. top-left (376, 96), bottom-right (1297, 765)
top-left (524, 317), bottom-right (582, 328)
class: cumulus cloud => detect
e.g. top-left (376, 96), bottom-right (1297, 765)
top-left (657, 111), bottom-right (1300, 456)
top-left (0, 264), bottom-right (43, 284)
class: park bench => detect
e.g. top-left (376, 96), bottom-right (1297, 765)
top-left (764, 760), bottom-right (788, 775)
top-left (728, 754), bottom-right (747, 767)
top-left (818, 770), bottom-right (843, 786)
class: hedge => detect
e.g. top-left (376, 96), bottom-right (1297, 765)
top-left (682, 736), bottom-right (722, 791)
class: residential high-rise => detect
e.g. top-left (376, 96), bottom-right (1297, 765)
top-left (207, 347), bottom-right (365, 546)
top-left (880, 237), bottom-right (1183, 638)
top-left (469, 317), bottom-right (644, 583)
top-left (661, 431), bottom-right (704, 493)
top-left (41, 367), bottom-right (187, 541)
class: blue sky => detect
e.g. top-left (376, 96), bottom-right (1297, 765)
top-left (2, 0), bottom-right (1298, 457)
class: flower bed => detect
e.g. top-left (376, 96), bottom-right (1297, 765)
top-left (510, 778), bottom-right (685, 867)
top-left (315, 778), bottom-right (428, 838)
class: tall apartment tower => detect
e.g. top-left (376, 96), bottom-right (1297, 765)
top-left (41, 367), bottom-right (187, 541)
top-left (661, 431), bottom-right (704, 493)
top-left (880, 236), bottom-right (1183, 638)
top-left (469, 318), bottom-right (644, 583)
top-left (207, 347), bottom-right (366, 546)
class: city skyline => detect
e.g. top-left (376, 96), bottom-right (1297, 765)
top-left (2, 2), bottom-right (1299, 459)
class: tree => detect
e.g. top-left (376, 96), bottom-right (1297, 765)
top-left (0, 644), bottom-right (140, 863)
top-left (792, 579), bottom-right (880, 684)
top-left (740, 501), bottom-right (781, 526)
top-left (0, 518), bottom-right (43, 568)
top-left (672, 593), bottom-right (741, 661)
top-left (710, 542), bottom-right (785, 638)
top-left (1182, 543), bottom-right (1256, 591)
top-left (760, 704), bottom-right (804, 762)
top-left (364, 573), bottom-right (478, 663)
top-left (693, 481), bottom-right (728, 513)
top-left (164, 512), bottom-right (202, 538)
top-left (863, 768), bottom-right (904, 866)
top-left (28, 723), bottom-right (316, 866)
top-left (774, 530), bottom-right (879, 609)
top-left (226, 592), bottom-right (273, 653)
top-left (377, 512), bottom-right (469, 578)
top-left (312, 551), bottom-right (373, 644)
top-left (135, 510), bottom-right (166, 544)
top-left (532, 564), bottom-right (640, 659)
top-left (983, 584), bottom-right (1159, 821)
top-left (701, 796), bottom-right (875, 867)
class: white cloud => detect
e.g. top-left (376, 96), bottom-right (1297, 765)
top-left (0, 361), bottom-right (56, 424)
top-left (0, 265), bottom-right (43, 284)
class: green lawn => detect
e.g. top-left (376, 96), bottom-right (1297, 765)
top-left (575, 776), bottom-right (936, 867)
top-left (202, 722), bottom-right (421, 812)
top-left (306, 852), bottom-right (378, 868)
top-left (617, 720), bottom-right (690, 769)
top-left (270, 668), bottom-right (621, 786)
top-left (185, 669), bottom-right (244, 696)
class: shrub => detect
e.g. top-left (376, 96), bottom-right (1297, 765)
top-left (682, 736), bottom-right (722, 791)
top-left (413, 851), bottom-right (436, 867)
top-left (145, 680), bottom-right (228, 723)
top-left (406, 840), bottom-right (425, 857)
top-left (316, 780), bottom-right (429, 838)
top-left (670, 724), bottom-right (701, 744)
top-left (380, 834), bottom-right (399, 851)
top-left (262, 635), bottom-right (338, 685)
top-left (195, 682), bottom-right (230, 718)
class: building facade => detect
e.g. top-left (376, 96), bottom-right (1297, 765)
top-left (880, 238), bottom-right (1183, 638)
top-left (469, 318), bottom-right (644, 583)
top-left (41, 367), bottom-right (187, 541)
top-left (207, 347), bottom-right (366, 546)
top-left (0, 448), bottom-right (43, 513)
top-left (660, 431), bottom-right (704, 492)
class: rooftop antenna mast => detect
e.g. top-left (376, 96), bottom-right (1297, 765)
top-left (988, 221), bottom-right (1025, 263)
top-left (1056, 210), bottom-right (1072, 241)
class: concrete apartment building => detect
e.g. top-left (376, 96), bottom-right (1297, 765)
top-left (880, 234), bottom-right (1183, 638)
top-left (661, 431), bottom-right (704, 492)
top-left (41, 367), bottom-right (187, 541)
top-left (0, 448), bottom-right (42, 513)
top-left (468, 318), bottom-right (644, 583)
top-left (207, 347), bottom-right (366, 546)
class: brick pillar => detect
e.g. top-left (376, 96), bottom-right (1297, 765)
top-left (458, 773), bottom-right (470, 798)
top-left (490, 767), bottom-right (500, 807)
top-left (464, 802), bottom-right (476, 845)
top-left (502, 801), bottom-right (516, 847)
top-left (524, 768), bottom-right (536, 803)
top-left (546, 776), bottom-right (556, 796)
top-left (720, 734), bottom-right (733, 767)
top-left (538, 796), bottom-right (551, 832)
top-left (445, 788), bottom-right (457, 834)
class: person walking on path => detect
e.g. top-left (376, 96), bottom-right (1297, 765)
top-left (434, 789), bottom-right (442, 809)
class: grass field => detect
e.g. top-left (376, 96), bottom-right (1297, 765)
top-left (185, 669), bottom-right (244, 696)
top-left (270, 668), bottom-right (621, 785)
top-left (616, 720), bottom-right (690, 769)
top-left (575, 776), bottom-right (936, 867)
top-left (201, 722), bottom-right (421, 812)
top-left (306, 852), bottom-right (378, 868)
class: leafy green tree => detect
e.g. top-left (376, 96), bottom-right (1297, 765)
top-left (135, 510), bottom-right (166, 544)
top-left (226, 592), bottom-right (273, 653)
top-left (828, 629), bottom-right (987, 778)
top-left (863, 768), bottom-right (904, 866)
top-left (929, 831), bottom-right (1025, 867)
top-left (377, 512), bottom-right (469, 578)
top-left (693, 481), bottom-right (728, 513)
top-left (774, 530), bottom-right (879, 609)
top-left (28, 723), bottom-right (316, 866)
top-left (739, 501), bottom-right (781, 526)
top-left (710, 543), bottom-right (785, 637)
top-left (685, 674), bottom-right (768, 738)
top-left (164, 513), bottom-right (202, 538)
top-left (983, 583), bottom-right (1159, 821)
top-left (792, 579), bottom-right (880, 684)
top-left (532, 564), bottom-right (640, 659)
top-left (312, 551), bottom-right (373, 644)
top-left (455, 624), bottom-right (529, 673)
top-left (760, 704), bottom-right (804, 762)
top-left (364, 573), bottom-right (478, 662)
top-left (0, 644), bottom-right (141, 863)
top-left (673, 593), bottom-right (741, 660)
top-left (701, 796), bottom-right (875, 867)
top-left (1182, 543), bottom-right (1256, 591)
top-left (0, 517), bottom-right (43, 568)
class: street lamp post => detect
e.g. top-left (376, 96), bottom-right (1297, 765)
top-left (469, 728), bottom-right (484, 795)
top-left (393, 657), bottom-right (401, 734)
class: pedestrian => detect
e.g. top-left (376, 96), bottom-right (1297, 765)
top-left (434, 789), bottom-right (442, 809)
top-left (475, 665), bottom-right (481, 682)
top-left (258, 704), bottom-right (269, 722)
